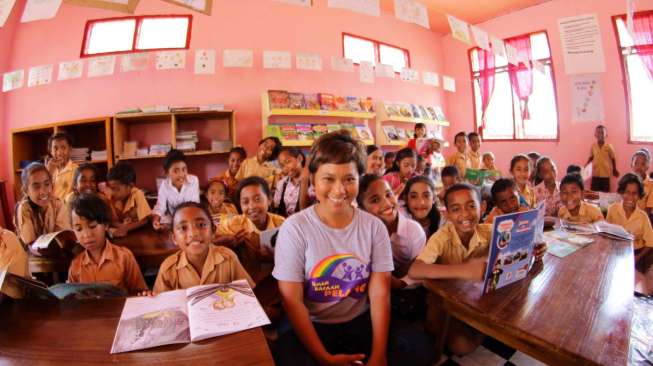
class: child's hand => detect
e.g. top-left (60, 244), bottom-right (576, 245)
top-left (613, 168), bottom-right (620, 178)
top-left (322, 353), bottom-right (366, 366)
top-left (137, 290), bottom-right (155, 297)
top-left (533, 242), bottom-right (547, 262)
top-left (45, 157), bottom-right (60, 173)
top-left (111, 225), bottom-right (128, 238)
top-left (462, 257), bottom-right (487, 282)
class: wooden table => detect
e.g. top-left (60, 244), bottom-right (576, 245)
top-left (0, 298), bottom-right (275, 365)
top-left (424, 235), bottom-right (634, 366)
top-left (113, 227), bottom-right (178, 268)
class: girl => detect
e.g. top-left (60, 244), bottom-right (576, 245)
top-left (272, 131), bottom-right (435, 366)
top-left (235, 136), bottom-right (282, 188)
top-left (274, 148), bottom-right (305, 217)
top-left (365, 145), bottom-right (384, 176)
top-left (406, 123), bottom-right (427, 151)
top-left (534, 156), bottom-right (562, 217)
top-left (64, 163), bottom-right (100, 206)
top-left (205, 178), bottom-right (238, 228)
top-left (558, 173), bottom-right (604, 224)
top-left (14, 163), bottom-right (70, 247)
top-left (383, 147), bottom-right (417, 196)
top-left (46, 132), bottom-right (78, 200)
top-left (510, 154), bottom-right (536, 208)
top-left (152, 149), bottom-right (201, 231)
top-left (403, 176), bottom-right (441, 238)
top-left (631, 149), bottom-right (653, 213)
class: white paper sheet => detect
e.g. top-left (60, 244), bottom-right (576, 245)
top-left (422, 71), bottom-right (439, 87)
top-left (27, 64), bottom-right (53, 87)
top-left (330, 56), bottom-right (353, 72)
top-left (375, 64), bottom-right (395, 78)
top-left (571, 74), bottom-right (604, 123)
top-left (273, 0), bottom-right (311, 6)
top-left (2, 70), bottom-right (23, 92)
top-left (558, 14), bottom-right (606, 75)
top-left (155, 50), bottom-right (186, 70)
top-left (263, 51), bottom-right (291, 69)
top-left (21, 0), bottom-right (61, 23)
top-left (442, 75), bottom-right (456, 92)
top-left (394, 0), bottom-right (429, 29)
top-left (296, 52), bottom-right (322, 71)
top-left (164, 0), bottom-right (209, 14)
top-left (447, 14), bottom-right (471, 44)
top-left (327, 0), bottom-right (379, 17)
top-left (470, 25), bottom-right (491, 51)
top-left (223, 49), bottom-right (253, 68)
top-left (120, 52), bottom-right (148, 72)
top-left (88, 55), bottom-right (116, 77)
top-left (359, 61), bottom-right (374, 83)
top-left (0, 0), bottom-right (16, 27)
top-left (490, 36), bottom-right (507, 59)
top-left (400, 68), bottom-right (419, 83)
top-left (58, 60), bottom-right (84, 80)
top-left (194, 49), bottom-right (215, 74)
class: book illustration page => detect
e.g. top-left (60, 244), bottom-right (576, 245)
top-left (186, 280), bottom-right (270, 342)
top-left (111, 290), bottom-right (190, 353)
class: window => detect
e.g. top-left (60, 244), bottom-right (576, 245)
top-left (613, 13), bottom-right (653, 143)
top-left (343, 33), bottom-right (410, 72)
top-left (81, 15), bottom-right (192, 57)
top-left (469, 32), bottom-right (559, 140)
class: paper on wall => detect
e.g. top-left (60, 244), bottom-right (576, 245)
top-left (296, 52), bottom-right (322, 71)
top-left (120, 53), bottom-right (148, 72)
top-left (263, 51), bottom-right (291, 69)
top-left (223, 49), bottom-right (253, 68)
top-left (470, 25), bottom-right (491, 51)
top-left (446, 14), bottom-right (471, 44)
top-left (88, 55), bottom-right (116, 77)
top-left (400, 68), bottom-right (419, 83)
top-left (194, 49), bottom-right (216, 74)
top-left (162, 0), bottom-right (211, 14)
top-left (21, 0), bottom-right (61, 23)
top-left (0, 0), bottom-right (16, 27)
top-left (327, 0), bottom-right (380, 17)
top-left (28, 64), bottom-right (53, 87)
top-left (359, 61), bottom-right (374, 83)
top-left (155, 50), bottom-right (186, 70)
top-left (571, 74), bottom-right (604, 123)
top-left (375, 64), bottom-right (394, 78)
top-left (490, 36), bottom-right (507, 59)
top-left (273, 0), bottom-right (311, 6)
top-left (422, 71), bottom-right (439, 87)
top-left (558, 14), bottom-right (606, 74)
top-left (330, 56), bottom-right (354, 72)
top-left (394, 0), bottom-right (429, 29)
top-left (442, 75), bottom-right (456, 92)
top-left (58, 60), bottom-right (84, 81)
top-left (2, 70), bottom-right (23, 92)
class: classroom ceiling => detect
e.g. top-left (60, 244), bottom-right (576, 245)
top-left (380, 0), bottom-right (554, 33)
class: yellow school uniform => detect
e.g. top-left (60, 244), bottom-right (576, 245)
top-left (53, 160), bottom-right (78, 200)
top-left (110, 187), bottom-right (151, 224)
top-left (518, 184), bottom-right (537, 208)
top-left (558, 201), bottom-right (604, 224)
top-left (234, 157), bottom-right (279, 188)
top-left (467, 150), bottom-right (481, 170)
top-left (14, 197), bottom-right (70, 246)
top-left (213, 170), bottom-right (239, 201)
top-left (638, 175), bottom-right (653, 211)
top-left (416, 222), bottom-right (492, 265)
top-left (208, 203), bottom-right (238, 228)
top-left (606, 202), bottom-right (653, 250)
top-left (446, 151), bottom-right (470, 178)
top-left (591, 142), bottom-right (616, 178)
top-left (0, 229), bottom-right (29, 299)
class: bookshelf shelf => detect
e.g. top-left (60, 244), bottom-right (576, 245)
top-left (268, 108), bottom-right (376, 119)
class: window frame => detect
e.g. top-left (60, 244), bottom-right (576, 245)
top-left (341, 32), bottom-right (411, 73)
top-left (467, 30), bottom-right (560, 142)
top-left (80, 14), bottom-right (193, 58)
top-left (612, 11), bottom-right (653, 145)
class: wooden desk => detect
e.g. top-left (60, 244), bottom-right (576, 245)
top-left (425, 235), bottom-right (633, 366)
top-left (113, 228), bottom-right (178, 268)
top-left (0, 298), bottom-right (275, 365)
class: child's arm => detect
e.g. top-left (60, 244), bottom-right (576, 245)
top-left (610, 157), bottom-right (619, 177)
top-left (408, 258), bottom-right (486, 281)
top-left (390, 275), bottom-right (406, 290)
top-left (367, 271), bottom-right (391, 366)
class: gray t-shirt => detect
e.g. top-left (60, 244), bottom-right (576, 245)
top-left (272, 206), bottom-right (394, 324)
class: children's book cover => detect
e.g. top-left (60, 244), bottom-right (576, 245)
top-left (303, 93), bottom-right (320, 110)
top-left (288, 93), bottom-right (305, 109)
top-left (296, 124), bottom-right (314, 140)
top-left (318, 93), bottom-right (336, 111)
top-left (268, 90), bottom-right (290, 109)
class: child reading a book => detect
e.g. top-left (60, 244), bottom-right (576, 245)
top-left (510, 154), bottom-right (536, 208)
top-left (153, 201), bottom-right (253, 294)
top-left (586, 125), bottom-right (619, 192)
top-left (106, 162), bottom-right (151, 238)
top-left (45, 132), bottom-right (78, 200)
top-left (0, 227), bottom-right (29, 299)
top-left (366, 145), bottom-right (385, 176)
top-left (403, 176), bottom-right (441, 238)
top-left (14, 163), bottom-right (70, 247)
top-left (274, 148), bottom-right (306, 217)
top-left (212, 146), bottom-right (246, 201)
top-left (447, 132), bottom-right (470, 178)
top-left (485, 179), bottom-right (530, 224)
top-left (558, 174), bottom-right (604, 224)
top-left (68, 194), bottom-right (147, 296)
top-left (204, 178), bottom-right (237, 229)
top-left (631, 149), bottom-right (653, 214)
top-left (273, 131), bottom-right (435, 366)
top-left (152, 149), bottom-right (201, 231)
top-left (383, 147), bottom-right (417, 196)
top-left (64, 163), bottom-right (100, 206)
top-left (235, 137), bottom-right (281, 188)
top-left (534, 157), bottom-right (562, 217)
top-left (466, 132), bottom-right (482, 169)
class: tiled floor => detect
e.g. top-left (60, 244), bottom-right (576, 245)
top-left (434, 337), bottom-right (547, 366)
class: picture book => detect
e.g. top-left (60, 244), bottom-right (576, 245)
top-left (464, 169), bottom-right (501, 186)
top-left (482, 206), bottom-right (542, 294)
top-left (395, 128), bottom-right (407, 140)
top-left (296, 124), bottom-right (314, 140)
top-left (334, 96), bottom-right (348, 111)
top-left (268, 90), bottom-right (289, 109)
top-left (398, 104), bottom-right (413, 117)
top-left (303, 93), bottom-right (320, 110)
top-left (312, 124), bottom-right (328, 138)
top-left (265, 125), bottom-right (282, 139)
top-left (318, 93), bottom-right (336, 111)
top-left (360, 97), bottom-right (374, 112)
top-left (383, 126), bottom-right (399, 141)
top-left (544, 230), bottom-right (594, 258)
top-left (425, 106), bottom-right (438, 120)
top-left (110, 280), bottom-right (270, 354)
top-left (280, 125), bottom-right (298, 140)
top-left (346, 96), bottom-right (362, 112)
top-left (419, 105), bottom-right (431, 120)
top-left (406, 130), bottom-right (415, 139)
top-left (410, 104), bottom-right (422, 119)
top-left (288, 93), bottom-right (305, 109)
top-left (433, 106), bottom-right (446, 121)
top-left (29, 230), bottom-right (77, 257)
top-left (384, 103), bottom-right (400, 117)
top-left (355, 125), bottom-right (373, 141)
top-left (415, 138), bottom-right (432, 155)
top-left (560, 220), bottom-right (634, 241)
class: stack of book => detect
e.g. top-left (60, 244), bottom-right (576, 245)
top-left (176, 131), bottom-right (198, 152)
top-left (90, 150), bottom-right (107, 161)
top-left (149, 144), bottom-right (172, 156)
top-left (71, 148), bottom-right (90, 163)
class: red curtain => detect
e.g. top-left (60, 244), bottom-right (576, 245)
top-left (632, 12), bottom-right (653, 81)
top-left (476, 48), bottom-right (495, 132)
top-left (506, 35), bottom-right (533, 122)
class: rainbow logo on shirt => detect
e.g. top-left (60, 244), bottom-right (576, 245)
top-left (305, 253), bottom-right (370, 303)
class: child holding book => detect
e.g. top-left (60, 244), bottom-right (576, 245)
top-left (152, 149), bottom-right (201, 231)
top-left (212, 146), bottom-right (246, 201)
top-left (510, 154), bottom-right (537, 208)
top-left (235, 137), bottom-right (281, 188)
top-left (534, 156), bottom-right (562, 217)
top-left (403, 176), bottom-right (441, 238)
top-left (447, 132), bottom-right (470, 178)
top-left (45, 132), bottom-right (78, 200)
top-left (482, 152), bottom-right (497, 171)
top-left (68, 194), bottom-right (147, 295)
top-left (14, 163), bottom-right (70, 247)
top-left (274, 148), bottom-right (306, 217)
top-left (558, 174), bottom-right (604, 224)
top-left (586, 125), bottom-right (619, 192)
top-left (485, 179), bottom-right (530, 224)
top-left (466, 132), bottom-right (482, 169)
top-left (631, 149), bottom-right (653, 214)
top-left (204, 178), bottom-right (238, 229)
top-left (106, 162), bottom-right (151, 238)
top-left (383, 147), bottom-right (417, 196)
top-left (406, 122), bottom-right (427, 151)
top-left (273, 131), bottom-right (434, 366)
top-left (365, 145), bottom-right (385, 176)
top-left (0, 227), bottom-right (29, 299)
top-left (153, 201), bottom-right (253, 294)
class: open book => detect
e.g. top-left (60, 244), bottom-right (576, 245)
top-left (29, 230), bottom-right (77, 257)
top-left (544, 230), bottom-right (595, 258)
top-left (110, 280), bottom-right (270, 354)
top-left (560, 220), bottom-right (634, 241)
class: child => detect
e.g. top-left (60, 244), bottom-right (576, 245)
top-left (558, 174), bottom-right (604, 223)
top-left (415, 155), bottom-right (426, 176)
top-left (527, 151), bottom-right (540, 184)
top-left (274, 148), bottom-right (305, 217)
top-left (586, 125), bottom-right (618, 192)
top-left (437, 166), bottom-right (461, 204)
top-left (14, 163), bottom-right (70, 247)
top-left (152, 149), bottom-right (201, 231)
top-left (510, 154), bottom-right (537, 208)
top-left (446, 132), bottom-right (470, 178)
top-left (0, 227), bottom-right (29, 298)
top-left (366, 145), bottom-right (385, 176)
top-left (106, 162), bottom-right (151, 237)
top-left (466, 132), bottom-right (482, 169)
top-left (481, 152), bottom-right (496, 171)
top-left (384, 151), bottom-right (396, 173)
top-left (403, 176), bottom-right (441, 238)
top-left (273, 131), bottom-right (434, 366)
top-left (205, 178), bottom-right (238, 228)
top-left (68, 194), bottom-right (147, 295)
top-left (212, 146), bottom-right (246, 201)
top-left (46, 132), bottom-right (79, 200)
top-left (235, 137), bottom-right (281, 188)
top-left (383, 147), bottom-right (417, 196)
top-left (406, 122), bottom-right (427, 151)
top-left (534, 156), bottom-right (562, 217)
top-left (64, 163), bottom-right (100, 206)
top-left (631, 149), bottom-right (653, 213)
top-left (153, 202), bottom-right (253, 293)
top-left (567, 164), bottom-right (582, 176)
top-left (485, 179), bottom-right (529, 224)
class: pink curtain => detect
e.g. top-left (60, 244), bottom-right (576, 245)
top-left (632, 13), bottom-right (653, 80)
top-left (506, 35), bottom-right (533, 122)
top-left (476, 48), bottom-right (495, 132)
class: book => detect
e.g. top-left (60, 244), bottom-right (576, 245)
top-left (211, 140), bottom-right (232, 153)
top-left (406, 130), bottom-right (415, 139)
top-left (464, 168), bottom-right (501, 186)
top-left (425, 106), bottom-right (438, 120)
top-left (268, 90), bottom-right (290, 109)
top-left (395, 127), bottom-right (407, 140)
top-left (415, 138), bottom-right (432, 155)
top-left (355, 125), bottom-right (373, 141)
top-left (303, 93), bottom-right (320, 110)
top-left (326, 124), bottom-right (341, 133)
top-left (419, 105), bottom-right (431, 120)
top-left (482, 206), bottom-right (543, 294)
top-left (334, 96), bottom-right (348, 111)
top-left (385, 103), bottom-right (400, 117)
top-left (312, 125), bottom-right (328, 139)
top-left (544, 230), bottom-right (594, 258)
top-left (296, 124), bottom-right (314, 140)
top-left (346, 96), bottom-right (362, 112)
top-left (433, 106), bottom-right (446, 121)
top-left (398, 104), bottom-right (413, 118)
top-left (288, 93), bottom-right (305, 109)
top-left (29, 230), bottom-right (77, 257)
top-left (383, 126), bottom-right (399, 141)
top-left (149, 144), bottom-right (172, 156)
top-left (122, 141), bottom-right (138, 158)
top-left (360, 97), bottom-right (374, 112)
top-left (410, 104), bottom-right (422, 119)
top-left (318, 93), bottom-right (335, 111)
top-left (265, 125), bottom-right (282, 139)
top-left (280, 125), bottom-right (298, 140)
top-left (110, 280), bottom-right (270, 354)
top-left (560, 220), bottom-right (634, 241)
top-left (141, 105), bottom-right (170, 113)
top-left (170, 106), bottom-right (200, 113)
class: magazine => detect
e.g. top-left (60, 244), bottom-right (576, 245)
top-left (383, 126), bottom-right (398, 141)
top-left (560, 220), bottom-right (634, 241)
top-left (544, 230), bottom-right (594, 258)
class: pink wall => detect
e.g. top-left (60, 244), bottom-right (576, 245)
top-left (0, 0), bottom-right (446, 198)
top-left (0, 1), bottom-right (22, 178)
top-left (443, 0), bottom-right (653, 184)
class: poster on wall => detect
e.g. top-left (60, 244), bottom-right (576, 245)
top-left (442, 75), bottom-right (456, 92)
top-left (375, 64), bottom-right (395, 78)
top-left (394, 0), bottom-right (429, 29)
top-left (195, 49), bottom-right (216, 74)
top-left (296, 52), bottom-right (323, 71)
top-left (446, 14), bottom-right (471, 44)
top-left (327, 0), bottom-right (380, 17)
top-left (223, 49), bottom-right (254, 68)
top-left (27, 64), bottom-right (53, 87)
top-left (155, 51), bottom-right (186, 70)
top-left (88, 55), bottom-right (116, 77)
top-left (162, 0), bottom-right (212, 15)
top-left (359, 61), bottom-right (375, 83)
top-left (422, 71), bottom-right (439, 87)
top-left (571, 74), bottom-right (604, 123)
top-left (0, 0), bottom-right (16, 27)
top-left (558, 14), bottom-right (606, 75)
top-left (120, 53), bottom-right (148, 72)
top-left (58, 60), bottom-right (84, 80)
top-left (470, 25), bottom-right (491, 51)
top-left (400, 68), bottom-right (419, 83)
top-left (264, 51), bottom-right (292, 69)
top-left (21, 0), bottom-right (62, 23)
top-left (330, 56), bottom-right (354, 72)
top-left (490, 36), bottom-right (507, 59)
top-left (273, 0), bottom-right (312, 6)
top-left (2, 70), bottom-right (23, 92)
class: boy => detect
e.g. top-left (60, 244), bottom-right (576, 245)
top-left (586, 125), bottom-right (618, 192)
top-left (46, 132), bottom-right (78, 200)
top-left (467, 132), bottom-right (482, 169)
top-left (106, 162), bottom-right (151, 237)
top-left (235, 137), bottom-right (281, 188)
top-left (212, 146), bottom-right (246, 201)
top-left (437, 166), bottom-right (461, 204)
top-left (485, 178), bottom-right (529, 224)
top-left (447, 132), bottom-right (470, 178)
